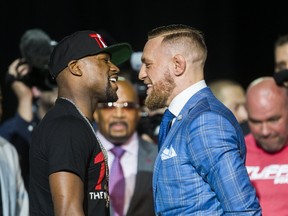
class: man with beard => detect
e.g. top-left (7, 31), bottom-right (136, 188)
top-left (138, 24), bottom-right (261, 215)
top-left (29, 30), bottom-right (132, 216)
top-left (94, 78), bottom-right (157, 216)
top-left (245, 76), bottom-right (288, 215)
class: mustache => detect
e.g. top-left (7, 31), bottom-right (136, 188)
top-left (109, 121), bottom-right (128, 128)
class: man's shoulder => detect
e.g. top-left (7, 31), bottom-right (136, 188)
top-left (138, 137), bottom-right (158, 159)
top-left (0, 136), bottom-right (18, 156)
top-left (139, 138), bottom-right (157, 150)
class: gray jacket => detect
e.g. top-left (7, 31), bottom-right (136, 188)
top-left (0, 136), bottom-right (29, 216)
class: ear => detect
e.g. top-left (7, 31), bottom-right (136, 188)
top-left (67, 60), bottom-right (83, 77)
top-left (173, 54), bottom-right (186, 76)
top-left (93, 110), bottom-right (99, 122)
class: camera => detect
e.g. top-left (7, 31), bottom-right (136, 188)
top-left (274, 69), bottom-right (288, 87)
top-left (6, 29), bottom-right (57, 90)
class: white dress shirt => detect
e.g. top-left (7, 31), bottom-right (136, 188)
top-left (169, 80), bottom-right (207, 119)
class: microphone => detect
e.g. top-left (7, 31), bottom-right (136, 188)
top-left (273, 69), bottom-right (288, 86)
top-left (19, 28), bottom-right (56, 70)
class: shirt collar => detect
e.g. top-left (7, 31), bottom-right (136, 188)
top-left (169, 80), bottom-right (207, 117)
top-left (96, 131), bottom-right (139, 154)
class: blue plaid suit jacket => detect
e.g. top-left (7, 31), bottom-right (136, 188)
top-left (153, 87), bottom-right (261, 216)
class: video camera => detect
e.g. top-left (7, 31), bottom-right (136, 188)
top-left (6, 28), bottom-right (57, 90)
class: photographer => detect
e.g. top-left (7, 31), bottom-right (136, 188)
top-left (0, 29), bottom-right (58, 191)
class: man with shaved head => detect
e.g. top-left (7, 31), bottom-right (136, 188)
top-left (245, 76), bottom-right (288, 215)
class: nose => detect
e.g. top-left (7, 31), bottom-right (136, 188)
top-left (113, 107), bottom-right (125, 118)
top-left (138, 64), bottom-right (146, 81)
top-left (110, 62), bottom-right (120, 73)
top-left (260, 122), bottom-right (271, 136)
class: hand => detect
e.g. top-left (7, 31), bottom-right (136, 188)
top-left (8, 58), bottom-right (33, 121)
top-left (8, 58), bottom-right (30, 78)
top-left (8, 58), bottom-right (33, 100)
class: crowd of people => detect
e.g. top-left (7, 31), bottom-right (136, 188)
top-left (1, 24), bottom-right (288, 215)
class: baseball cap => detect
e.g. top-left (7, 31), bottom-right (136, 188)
top-left (49, 30), bottom-right (133, 78)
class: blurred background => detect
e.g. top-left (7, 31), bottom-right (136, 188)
top-left (1, 0), bottom-right (288, 120)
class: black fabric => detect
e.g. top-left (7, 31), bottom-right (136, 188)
top-left (29, 98), bottom-right (109, 215)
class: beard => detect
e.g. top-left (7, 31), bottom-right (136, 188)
top-left (108, 122), bottom-right (129, 145)
top-left (98, 78), bottom-right (118, 103)
top-left (106, 80), bottom-right (118, 102)
top-left (145, 72), bottom-right (175, 110)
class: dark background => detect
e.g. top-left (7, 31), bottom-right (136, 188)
top-left (1, 0), bottom-right (288, 120)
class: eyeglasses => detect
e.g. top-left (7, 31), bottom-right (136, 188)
top-left (97, 102), bottom-right (140, 110)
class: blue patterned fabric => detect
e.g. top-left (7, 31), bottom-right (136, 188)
top-left (153, 87), bottom-right (261, 215)
top-left (158, 109), bottom-right (175, 151)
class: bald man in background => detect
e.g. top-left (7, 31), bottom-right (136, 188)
top-left (245, 76), bottom-right (288, 215)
